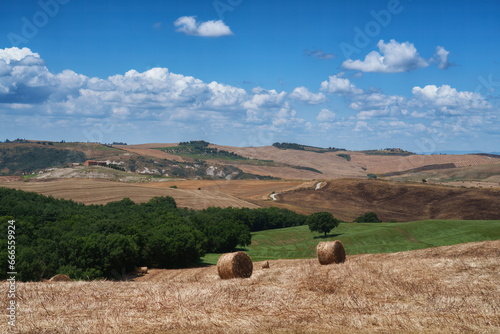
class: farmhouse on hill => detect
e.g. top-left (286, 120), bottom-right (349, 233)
top-left (83, 160), bottom-right (108, 167)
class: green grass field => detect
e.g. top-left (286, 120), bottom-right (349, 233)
top-left (201, 220), bottom-right (500, 265)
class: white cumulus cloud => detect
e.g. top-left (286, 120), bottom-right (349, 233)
top-left (289, 86), bottom-right (326, 104)
top-left (174, 16), bottom-right (233, 37)
top-left (354, 121), bottom-right (372, 132)
top-left (243, 88), bottom-right (287, 110)
top-left (0, 47), bottom-right (41, 65)
top-left (272, 102), bottom-right (305, 128)
top-left (320, 74), bottom-right (363, 95)
top-left (433, 46), bottom-right (451, 70)
top-left (412, 84), bottom-right (491, 113)
top-left (349, 92), bottom-right (405, 114)
top-left (342, 39), bottom-right (429, 73)
top-left (316, 108), bottom-right (336, 122)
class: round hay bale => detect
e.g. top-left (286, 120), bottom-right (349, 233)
top-left (49, 274), bottom-right (71, 282)
top-left (262, 260), bottom-right (270, 269)
top-left (317, 240), bottom-right (346, 265)
top-left (217, 251), bottom-right (253, 279)
top-left (135, 266), bottom-right (148, 275)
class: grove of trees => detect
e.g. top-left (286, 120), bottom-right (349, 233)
top-left (0, 187), bottom-right (306, 281)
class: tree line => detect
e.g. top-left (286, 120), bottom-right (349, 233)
top-left (0, 188), bottom-right (306, 281)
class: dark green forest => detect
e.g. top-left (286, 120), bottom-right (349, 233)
top-left (0, 187), bottom-right (306, 281)
top-left (162, 140), bottom-right (250, 160)
top-left (0, 147), bottom-right (86, 175)
top-left (272, 142), bottom-right (346, 153)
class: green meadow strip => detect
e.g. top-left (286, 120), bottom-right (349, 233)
top-left (201, 220), bottom-right (500, 264)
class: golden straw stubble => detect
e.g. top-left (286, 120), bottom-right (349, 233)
top-left (217, 251), bottom-right (253, 279)
top-left (317, 240), bottom-right (346, 265)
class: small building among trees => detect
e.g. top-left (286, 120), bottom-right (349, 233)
top-left (84, 160), bottom-right (108, 167)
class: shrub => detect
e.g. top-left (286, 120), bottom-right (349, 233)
top-left (354, 212), bottom-right (382, 223)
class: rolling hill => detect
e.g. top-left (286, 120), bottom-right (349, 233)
top-left (263, 178), bottom-right (500, 221)
top-left (1, 140), bottom-right (500, 222)
top-left (2, 140), bottom-right (500, 184)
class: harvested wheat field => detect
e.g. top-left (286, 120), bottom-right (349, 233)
top-left (3, 241), bottom-right (499, 333)
top-left (209, 145), bottom-right (500, 179)
top-left (349, 152), bottom-right (500, 174)
top-left (0, 176), bottom-right (21, 182)
top-left (113, 143), bottom-right (185, 162)
top-left (144, 179), bottom-right (308, 201)
top-left (211, 144), bottom-right (367, 179)
top-left (0, 179), bottom-right (258, 209)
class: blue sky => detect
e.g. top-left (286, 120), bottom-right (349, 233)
top-left (0, 0), bottom-right (499, 152)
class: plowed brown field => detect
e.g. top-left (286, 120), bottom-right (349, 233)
top-left (266, 178), bottom-right (500, 221)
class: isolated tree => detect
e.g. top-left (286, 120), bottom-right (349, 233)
top-left (354, 212), bottom-right (382, 223)
top-left (307, 212), bottom-right (340, 237)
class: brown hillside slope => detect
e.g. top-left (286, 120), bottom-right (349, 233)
top-left (386, 163), bottom-right (500, 186)
top-left (271, 179), bottom-right (500, 221)
top-left (212, 145), bottom-right (366, 179)
top-left (6, 240), bottom-right (499, 333)
top-left (210, 145), bottom-right (500, 179)
top-left (349, 152), bottom-right (500, 174)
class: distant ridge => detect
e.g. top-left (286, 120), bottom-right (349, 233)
top-left (431, 150), bottom-right (500, 155)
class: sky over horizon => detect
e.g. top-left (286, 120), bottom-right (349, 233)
top-left (0, 0), bottom-right (499, 153)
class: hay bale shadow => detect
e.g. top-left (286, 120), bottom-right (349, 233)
top-left (314, 233), bottom-right (343, 239)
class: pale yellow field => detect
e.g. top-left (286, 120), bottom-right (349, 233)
top-left (2, 240), bottom-right (499, 333)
